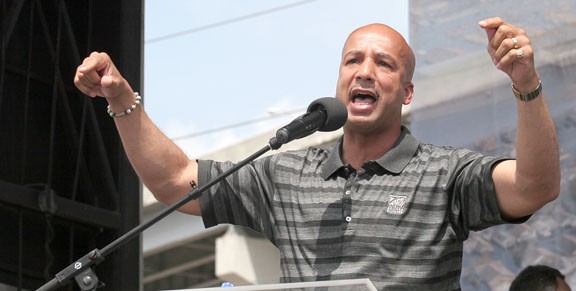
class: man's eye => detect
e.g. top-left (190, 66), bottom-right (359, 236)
top-left (378, 60), bottom-right (391, 68)
top-left (346, 59), bottom-right (360, 65)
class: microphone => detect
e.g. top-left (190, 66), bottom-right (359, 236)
top-left (274, 97), bottom-right (347, 145)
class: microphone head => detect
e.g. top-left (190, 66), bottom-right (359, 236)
top-left (307, 97), bottom-right (348, 132)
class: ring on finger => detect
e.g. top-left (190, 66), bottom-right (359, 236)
top-left (515, 49), bottom-right (524, 60)
top-left (512, 37), bottom-right (519, 49)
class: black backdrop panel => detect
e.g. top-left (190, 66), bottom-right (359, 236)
top-left (0, 0), bottom-right (142, 289)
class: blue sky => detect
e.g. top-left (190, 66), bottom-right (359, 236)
top-left (144, 0), bottom-right (408, 157)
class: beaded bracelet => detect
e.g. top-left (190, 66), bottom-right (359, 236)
top-left (107, 92), bottom-right (142, 118)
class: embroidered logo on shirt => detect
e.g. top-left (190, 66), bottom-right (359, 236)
top-left (387, 195), bottom-right (407, 215)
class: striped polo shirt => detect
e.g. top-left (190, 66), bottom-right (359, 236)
top-left (199, 126), bottom-right (511, 290)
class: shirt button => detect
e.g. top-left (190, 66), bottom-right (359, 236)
top-left (345, 216), bottom-right (352, 223)
top-left (345, 190), bottom-right (351, 195)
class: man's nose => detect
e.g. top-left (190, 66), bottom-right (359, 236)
top-left (356, 59), bottom-right (375, 81)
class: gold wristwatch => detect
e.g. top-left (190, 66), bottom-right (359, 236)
top-left (512, 81), bottom-right (542, 102)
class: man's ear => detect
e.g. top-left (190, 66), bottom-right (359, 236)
top-left (403, 82), bottom-right (414, 105)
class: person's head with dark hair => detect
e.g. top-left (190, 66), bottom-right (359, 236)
top-left (510, 265), bottom-right (572, 291)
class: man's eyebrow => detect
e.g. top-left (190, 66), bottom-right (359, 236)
top-left (343, 50), bottom-right (363, 58)
top-left (342, 50), bottom-right (398, 68)
top-left (343, 50), bottom-right (396, 60)
top-left (375, 52), bottom-right (395, 61)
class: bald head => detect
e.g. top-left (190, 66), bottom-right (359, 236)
top-left (343, 23), bottom-right (415, 82)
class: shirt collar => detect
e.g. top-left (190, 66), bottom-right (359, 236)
top-left (374, 126), bottom-right (420, 174)
top-left (320, 126), bottom-right (420, 179)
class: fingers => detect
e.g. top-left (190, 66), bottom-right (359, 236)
top-left (494, 35), bottom-right (532, 63)
top-left (479, 17), bottom-right (533, 65)
top-left (74, 69), bottom-right (101, 97)
top-left (74, 52), bottom-right (104, 97)
top-left (479, 17), bottom-right (539, 88)
top-left (481, 19), bottom-right (522, 50)
top-left (78, 52), bottom-right (105, 71)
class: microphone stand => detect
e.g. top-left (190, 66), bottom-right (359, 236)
top-left (36, 137), bottom-right (284, 291)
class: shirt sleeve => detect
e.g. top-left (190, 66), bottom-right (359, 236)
top-left (197, 156), bottom-right (277, 241)
top-left (446, 150), bottom-right (528, 240)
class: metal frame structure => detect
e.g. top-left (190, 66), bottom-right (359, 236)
top-left (0, 0), bottom-right (142, 289)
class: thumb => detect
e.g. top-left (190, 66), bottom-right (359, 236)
top-left (101, 75), bottom-right (115, 87)
top-left (479, 20), bottom-right (496, 41)
top-left (100, 75), bottom-right (127, 98)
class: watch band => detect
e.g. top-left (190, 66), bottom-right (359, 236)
top-left (512, 81), bottom-right (542, 102)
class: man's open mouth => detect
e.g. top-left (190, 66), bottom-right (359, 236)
top-left (352, 93), bottom-right (376, 105)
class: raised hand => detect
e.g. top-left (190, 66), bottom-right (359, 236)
top-left (479, 17), bottom-right (539, 92)
top-left (74, 51), bottom-right (131, 99)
